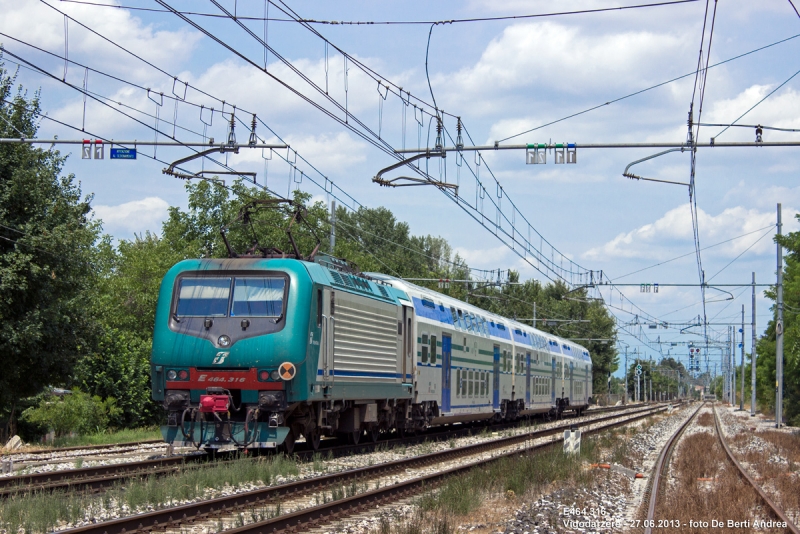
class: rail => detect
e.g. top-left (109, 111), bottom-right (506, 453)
top-left (644, 402), bottom-right (703, 534)
top-left (712, 405), bottom-right (800, 534)
top-left (62, 404), bottom-right (673, 534)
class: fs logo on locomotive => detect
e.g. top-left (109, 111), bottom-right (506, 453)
top-left (212, 352), bottom-right (229, 365)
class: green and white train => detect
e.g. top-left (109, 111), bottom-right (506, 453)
top-left (151, 254), bottom-right (592, 452)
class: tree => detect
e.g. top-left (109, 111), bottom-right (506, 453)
top-left (0, 66), bottom-right (101, 440)
top-left (333, 205), bottom-right (468, 279)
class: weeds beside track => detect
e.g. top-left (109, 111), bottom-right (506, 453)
top-left (647, 403), bottom-right (799, 534)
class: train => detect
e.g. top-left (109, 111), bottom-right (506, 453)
top-left (151, 253), bottom-right (593, 452)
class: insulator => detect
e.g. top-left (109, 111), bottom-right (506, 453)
top-left (456, 117), bottom-right (464, 150)
top-left (248, 114), bottom-right (257, 146)
top-left (227, 107), bottom-right (237, 146)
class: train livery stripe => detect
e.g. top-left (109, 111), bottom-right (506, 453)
top-left (165, 368), bottom-right (284, 390)
top-left (316, 369), bottom-right (412, 379)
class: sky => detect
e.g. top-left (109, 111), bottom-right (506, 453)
top-left (1, 0), bottom-right (799, 380)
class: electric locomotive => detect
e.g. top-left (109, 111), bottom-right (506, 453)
top-left (151, 253), bottom-right (592, 452)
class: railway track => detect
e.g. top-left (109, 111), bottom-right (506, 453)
top-left (55, 402), bottom-right (673, 534)
top-left (712, 405), bottom-right (799, 534)
top-left (644, 402), bottom-right (799, 534)
top-left (2, 440), bottom-right (163, 457)
top-left (643, 401), bottom-right (703, 534)
top-left (1, 402), bottom-right (651, 498)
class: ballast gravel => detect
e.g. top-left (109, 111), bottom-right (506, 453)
top-left (0, 443), bottom-right (188, 478)
top-left (31, 405), bottom-right (655, 533)
top-left (320, 403), bottom-right (691, 534)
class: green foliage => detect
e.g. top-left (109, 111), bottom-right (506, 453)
top-left (21, 390), bottom-right (121, 437)
top-left (50, 427), bottom-right (161, 448)
top-left (0, 64), bottom-right (102, 439)
top-left (755, 219), bottom-right (800, 425)
top-left (73, 328), bottom-right (161, 428)
top-left (624, 357), bottom-right (687, 399)
top-left (333, 205), bottom-right (468, 279)
top-left (161, 180), bottom-right (329, 260)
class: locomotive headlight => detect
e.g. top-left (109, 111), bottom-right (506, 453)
top-left (218, 335), bottom-right (231, 347)
top-left (167, 370), bottom-right (177, 380)
top-left (270, 370), bottom-right (281, 381)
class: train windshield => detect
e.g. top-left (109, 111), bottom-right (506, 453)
top-left (175, 276), bottom-right (286, 318)
top-left (231, 277), bottom-right (285, 317)
top-left (176, 278), bottom-right (231, 317)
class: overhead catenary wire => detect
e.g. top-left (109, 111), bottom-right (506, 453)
top-left (712, 66), bottom-right (800, 140)
top-left (496, 31), bottom-right (800, 144)
top-left (610, 224), bottom-right (774, 281)
top-left (1, 47), bottom-right (283, 198)
top-left (705, 227), bottom-right (774, 283)
top-left (789, 0), bottom-right (800, 18)
top-left (9, 3), bottom-right (366, 213)
top-left (55, 0), bottom-right (700, 24)
top-left (191, 0), bottom-right (590, 286)
top-left (47, 0), bottom-right (736, 350)
top-left (686, 0), bottom-right (718, 356)
top-left (0, 95), bottom-right (268, 205)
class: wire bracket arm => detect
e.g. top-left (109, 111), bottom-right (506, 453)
top-left (372, 152), bottom-right (457, 192)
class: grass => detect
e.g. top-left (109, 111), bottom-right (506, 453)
top-left (656, 425), bottom-right (786, 533)
top-left (697, 412), bottom-right (714, 427)
top-left (45, 427), bottom-right (163, 449)
top-left (417, 437), bottom-right (599, 517)
top-left (0, 454), bottom-right (299, 534)
top-left (733, 428), bottom-right (800, 517)
top-left (372, 436), bottom-right (602, 534)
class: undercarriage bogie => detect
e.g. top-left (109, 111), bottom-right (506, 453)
top-left (162, 391), bottom-right (564, 451)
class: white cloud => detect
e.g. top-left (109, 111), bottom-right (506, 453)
top-left (93, 196), bottom-right (169, 236)
top-left (454, 244), bottom-right (514, 269)
top-left (234, 131), bottom-right (367, 169)
top-left (583, 203), bottom-right (799, 261)
top-left (435, 21), bottom-right (688, 115)
top-left (704, 86), bottom-right (800, 142)
top-left (188, 53), bottom-right (411, 124)
top-left (0, 0), bottom-right (201, 82)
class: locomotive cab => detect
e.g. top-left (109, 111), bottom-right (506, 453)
top-left (153, 260), bottom-right (302, 450)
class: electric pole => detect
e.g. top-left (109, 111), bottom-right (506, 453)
top-left (624, 347), bottom-right (628, 405)
top-left (776, 203), bottom-right (784, 428)
top-left (751, 272), bottom-right (757, 417)
top-left (329, 200), bottom-right (336, 251)
top-left (740, 304), bottom-right (745, 411)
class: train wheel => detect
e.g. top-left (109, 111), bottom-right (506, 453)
top-left (307, 429), bottom-right (322, 451)
top-left (281, 430), bottom-right (296, 454)
top-left (348, 429), bottom-right (361, 445)
top-left (367, 426), bottom-right (380, 443)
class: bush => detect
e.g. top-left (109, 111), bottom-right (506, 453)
top-left (21, 390), bottom-right (121, 437)
top-left (73, 328), bottom-right (163, 428)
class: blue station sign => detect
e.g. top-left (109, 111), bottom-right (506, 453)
top-left (110, 148), bottom-right (137, 160)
